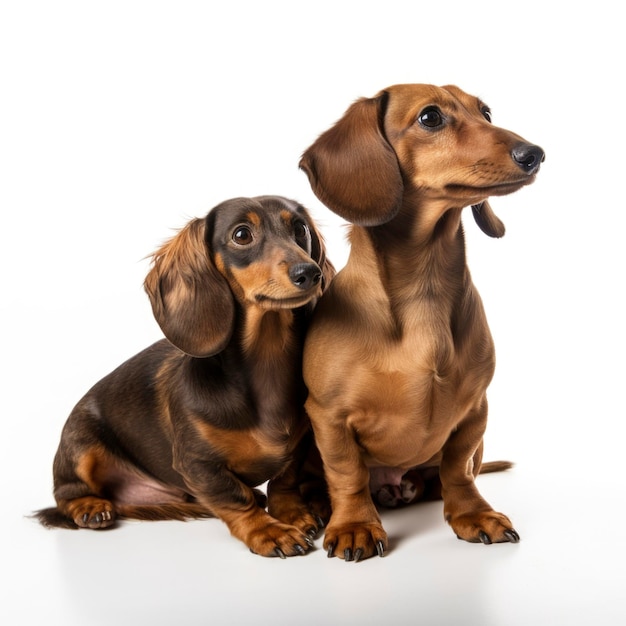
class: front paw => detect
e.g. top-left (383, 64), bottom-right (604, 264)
top-left (449, 511), bottom-right (520, 544)
top-left (245, 520), bottom-right (316, 558)
top-left (324, 522), bottom-right (388, 562)
top-left (268, 503), bottom-right (326, 541)
top-left (268, 486), bottom-right (330, 538)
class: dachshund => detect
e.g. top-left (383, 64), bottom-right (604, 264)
top-left (299, 84), bottom-right (544, 561)
top-left (35, 195), bottom-right (334, 558)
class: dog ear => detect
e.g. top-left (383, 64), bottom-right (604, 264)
top-left (471, 201), bottom-right (506, 238)
top-left (300, 93), bottom-right (403, 226)
top-left (144, 218), bottom-right (235, 357)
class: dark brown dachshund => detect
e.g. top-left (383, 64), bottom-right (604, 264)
top-left (35, 195), bottom-right (334, 558)
top-left (299, 84), bottom-right (544, 561)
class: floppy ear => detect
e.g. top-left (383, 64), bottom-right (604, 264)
top-left (471, 201), bottom-right (506, 238)
top-left (299, 93), bottom-right (403, 226)
top-left (144, 217), bottom-right (235, 357)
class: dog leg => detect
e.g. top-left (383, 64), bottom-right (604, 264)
top-left (322, 478), bottom-right (387, 561)
top-left (267, 432), bottom-right (330, 532)
top-left (308, 408), bottom-right (388, 561)
top-left (440, 404), bottom-right (520, 544)
top-left (179, 458), bottom-right (316, 558)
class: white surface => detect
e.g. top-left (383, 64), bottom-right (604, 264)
top-left (2, 2), bottom-right (625, 625)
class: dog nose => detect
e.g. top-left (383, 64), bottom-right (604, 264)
top-left (512, 143), bottom-right (545, 174)
top-left (289, 263), bottom-right (322, 290)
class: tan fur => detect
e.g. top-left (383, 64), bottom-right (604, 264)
top-left (300, 84), bottom-right (544, 560)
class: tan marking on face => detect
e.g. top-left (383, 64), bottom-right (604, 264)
top-left (228, 250), bottom-right (321, 308)
top-left (245, 211), bottom-right (262, 227)
top-left (280, 209), bottom-right (293, 225)
top-left (213, 251), bottom-right (227, 275)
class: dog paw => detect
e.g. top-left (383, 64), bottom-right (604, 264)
top-left (269, 507), bottom-right (324, 541)
top-left (267, 490), bottom-right (329, 538)
top-left (374, 484), bottom-right (402, 507)
top-left (302, 489), bottom-right (332, 530)
top-left (68, 497), bottom-right (116, 529)
top-left (449, 511), bottom-right (520, 544)
top-left (288, 509), bottom-right (326, 540)
top-left (373, 471), bottom-right (426, 508)
top-left (246, 520), bottom-right (316, 558)
top-left (324, 522), bottom-right (388, 562)
top-left (374, 481), bottom-right (415, 508)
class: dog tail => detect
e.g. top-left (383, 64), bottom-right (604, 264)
top-left (32, 507), bottom-right (79, 529)
top-left (115, 503), bottom-right (214, 522)
top-left (479, 460), bottom-right (514, 474)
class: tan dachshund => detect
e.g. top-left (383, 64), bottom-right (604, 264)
top-left (36, 195), bottom-right (334, 558)
top-left (300, 84), bottom-right (544, 561)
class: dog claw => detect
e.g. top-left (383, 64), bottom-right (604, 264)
top-left (274, 548), bottom-right (286, 559)
top-left (304, 535), bottom-right (314, 548)
top-left (479, 531), bottom-right (492, 545)
top-left (376, 540), bottom-right (386, 557)
top-left (315, 516), bottom-right (325, 529)
top-left (504, 529), bottom-right (520, 543)
top-left (294, 544), bottom-right (306, 555)
top-left (327, 539), bottom-right (385, 560)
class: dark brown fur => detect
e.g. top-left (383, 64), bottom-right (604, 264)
top-left (299, 84), bottom-right (544, 561)
top-left (35, 195), bottom-right (334, 558)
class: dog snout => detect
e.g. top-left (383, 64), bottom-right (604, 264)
top-left (289, 263), bottom-right (322, 290)
top-left (511, 143), bottom-right (545, 174)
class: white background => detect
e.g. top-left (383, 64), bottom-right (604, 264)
top-left (1, 2), bottom-right (624, 625)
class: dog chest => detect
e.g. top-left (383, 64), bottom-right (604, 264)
top-left (190, 415), bottom-right (304, 483)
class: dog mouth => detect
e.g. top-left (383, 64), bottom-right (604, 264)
top-left (447, 174), bottom-right (537, 197)
top-left (254, 292), bottom-right (319, 309)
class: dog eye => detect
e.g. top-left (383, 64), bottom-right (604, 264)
top-left (294, 220), bottom-right (309, 241)
top-left (418, 107), bottom-right (443, 128)
top-left (232, 226), bottom-right (254, 246)
top-left (481, 106), bottom-right (492, 122)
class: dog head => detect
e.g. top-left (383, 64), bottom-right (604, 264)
top-left (300, 83), bottom-right (544, 237)
top-left (144, 196), bottom-right (334, 357)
